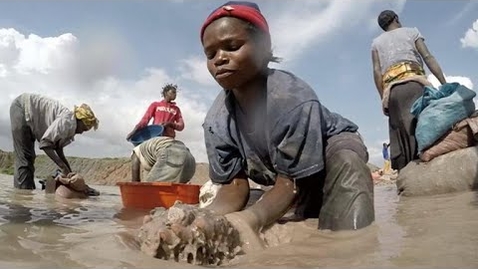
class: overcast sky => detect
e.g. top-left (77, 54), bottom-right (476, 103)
top-left (0, 0), bottom-right (476, 166)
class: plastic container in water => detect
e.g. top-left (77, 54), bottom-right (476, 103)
top-left (128, 125), bottom-right (164, 146)
top-left (117, 182), bottom-right (201, 210)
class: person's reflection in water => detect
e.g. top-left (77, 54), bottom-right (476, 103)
top-left (0, 198), bottom-right (103, 265)
top-left (0, 202), bottom-right (65, 263)
top-left (0, 202), bottom-right (37, 262)
top-left (0, 202), bottom-right (33, 224)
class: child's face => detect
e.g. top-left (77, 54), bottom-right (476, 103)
top-left (164, 89), bottom-right (177, 101)
top-left (202, 17), bottom-right (268, 91)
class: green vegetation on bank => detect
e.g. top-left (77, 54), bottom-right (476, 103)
top-left (0, 167), bottom-right (13, 175)
top-left (0, 149), bottom-right (14, 175)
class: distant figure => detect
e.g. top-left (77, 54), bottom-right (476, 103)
top-left (382, 142), bottom-right (391, 174)
top-left (127, 83), bottom-right (184, 139)
top-left (131, 136), bottom-right (196, 183)
top-left (9, 93), bottom-right (99, 189)
top-left (371, 170), bottom-right (382, 183)
top-left (371, 10), bottom-right (446, 171)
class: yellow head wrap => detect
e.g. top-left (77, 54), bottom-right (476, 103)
top-left (74, 104), bottom-right (99, 131)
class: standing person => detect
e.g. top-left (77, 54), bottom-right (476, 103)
top-left (127, 83), bottom-right (184, 139)
top-left (371, 10), bottom-right (447, 171)
top-left (382, 142), bottom-right (391, 174)
top-left (9, 93), bottom-right (99, 189)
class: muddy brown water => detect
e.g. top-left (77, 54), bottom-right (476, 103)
top-left (0, 174), bottom-right (477, 268)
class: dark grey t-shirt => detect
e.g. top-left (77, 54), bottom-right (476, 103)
top-left (203, 69), bottom-right (358, 186)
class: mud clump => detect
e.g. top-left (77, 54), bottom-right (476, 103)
top-left (138, 201), bottom-right (242, 266)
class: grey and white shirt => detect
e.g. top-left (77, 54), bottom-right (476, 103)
top-left (372, 27), bottom-right (424, 74)
top-left (20, 93), bottom-right (77, 149)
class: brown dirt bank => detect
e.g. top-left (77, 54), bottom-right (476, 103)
top-left (0, 149), bottom-right (383, 187)
top-left (0, 149), bottom-right (209, 186)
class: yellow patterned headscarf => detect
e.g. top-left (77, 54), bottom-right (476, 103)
top-left (74, 104), bottom-right (99, 131)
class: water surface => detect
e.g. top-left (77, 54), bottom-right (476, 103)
top-left (0, 174), bottom-right (476, 268)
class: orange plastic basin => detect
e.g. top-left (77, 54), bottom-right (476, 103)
top-left (117, 182), bottom-right (201, 210)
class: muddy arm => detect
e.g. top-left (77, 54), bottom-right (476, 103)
top-left (415, 38), bottom-right (446, 85)
top-left (43, 148), bottom-right (71, 175)
top-left (131, 154), bottom-right (141, 182)
top-left (55, 147), bottom-right (71, 172)
top-left (240, 175), bottom-right (296, 231)
top-left (204, 172), bottom-right (250, 215)
top-left (206, 173), bottom-right (297, 231)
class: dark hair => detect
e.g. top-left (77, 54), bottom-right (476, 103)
top-left (245, 22), bottom-right (282, 63)
top-left (162, 83), bottom-right (178, 97)
top-left (378, 10), bottom-right (398, 31)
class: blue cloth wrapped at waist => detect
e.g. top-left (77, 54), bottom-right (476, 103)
top-left (410, 82), bottom-right (476, 153)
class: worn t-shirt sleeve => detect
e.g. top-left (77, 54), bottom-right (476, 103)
top-left (204, 125), bottom-right (244, 184)
top-left (270, 100), bottom-right (325, 180)
top-left (411, 27), bottom-right (424, 41)
top-left (39, 116), bottom-right (75, 149)
top-left (203, 90), bottom-right (244, 184)
top-left (371, 39), bottom-right (377, 51)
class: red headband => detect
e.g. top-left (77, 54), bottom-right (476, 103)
top-left (200, 4), bottom-right (270, 42)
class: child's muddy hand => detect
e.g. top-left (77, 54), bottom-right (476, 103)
top-left (225, 211), bottom-right (266, 253)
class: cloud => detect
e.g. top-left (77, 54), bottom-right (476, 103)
top-left (178, 56), bottom-right (215, 86)
top-left (460, 19), bottom-right (478, 49)
top-left (0, 28), bottom-right (211, 163)
top-left (427, 74), bottom-right (474, 90)
top-left (264, 0), bottom-right (406, 63)
top-left (429, 74), bottom-right (476, 107)
top-left (0, 28), bottom-right (76, 76)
